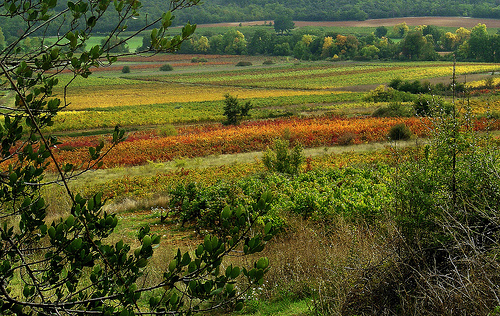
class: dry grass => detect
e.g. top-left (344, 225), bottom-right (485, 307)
top-left (231, 216), bottom-right (398, 314)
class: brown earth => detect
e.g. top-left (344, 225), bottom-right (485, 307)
top-left (198, 17), bottom-right (500, 29)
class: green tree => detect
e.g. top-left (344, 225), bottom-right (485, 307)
top-left (375, 26), bottom-right (388, 38)
top-left (137, 34), bottom-right (152, 51)
top-left (248, 29), bottom-right (274, 55)
top-left (222, 30), bottom-right (247, 54)
top-left (0, 0), bottom-right (275, 314)
top-left (468, 23), bottom-right (491, 61)
top-left (273, 16), bottom-right (295, 34)
top-left (400, 31), bottom-right (426, 60)
top-left (392, 22), bottom-right (409, 38)
top-left (262, 138), bottom-right (305, 175)
top-left (223, 94), bottom-right (252, 125)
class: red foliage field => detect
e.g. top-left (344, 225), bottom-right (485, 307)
top-left (49, 115), bottom-right (500, 171)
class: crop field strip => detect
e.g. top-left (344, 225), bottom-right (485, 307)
top-left (61, 82), bottom-right (339, 110)
top-left (132, 62), bottom-right (500, 89)
top-left (81, 148), bottom-right (398, 200)
top-left (48, 115), bottom-right (500, 172)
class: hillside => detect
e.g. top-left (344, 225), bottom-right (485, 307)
top-left (2, 0), bottom-right (500, 38)
top-left (172, 0), bottom-right (500, 25)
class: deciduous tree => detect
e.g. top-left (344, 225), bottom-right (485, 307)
top-left (273, 16), bottom-right (295, 35)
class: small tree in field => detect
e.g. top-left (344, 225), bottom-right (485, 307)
top-left (0, 0), bottom-right (275, 315)
top-left (223, 93), bottom-right (252, 125)
top-left (273, 16), bottom-right (295, 34)
top-left (262, 138), bottom-right (305, 175)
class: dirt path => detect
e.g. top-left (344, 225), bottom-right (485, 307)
top-left (71, 139), bottom-right (420, 188)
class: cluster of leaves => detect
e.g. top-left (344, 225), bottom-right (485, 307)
top-left (0, 0), bottom-right (279, 315)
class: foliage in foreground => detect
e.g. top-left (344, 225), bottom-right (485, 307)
top-left (0, 0), bottom-right (277, 314)
top-left (341, 101), bottom-right (500, 315)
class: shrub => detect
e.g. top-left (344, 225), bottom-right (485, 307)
top-left (191, 57), bottom-right (208, 63)
top-left (388, 77), bottom-right (403, 90)
top-left (157, 124), bottom-right (177, 137)
top-left (262, 138), bottom-right (305, 175)
top-left (372, 102), bottom-right (414, 117)
top-left (485, 76), bottom-right (495, 89)
top-left (364, 85), bottom-right (415, 102)
top-left (413, 95), bottom-right (451, 116)
top-left (363, 85), bottom-right (395, 102)
top-left (388, 123), bottom-right (412, 141)
top-left (236, 61), bottom-right (252, 66)
top-left (159, 63), bottom-right (174, 71)
top-left (121, 65), bottom-right (130, 73)
top-left (385, 101), bottom-right (500, 314)
top-left (337, 132), bottom-right (356, 145)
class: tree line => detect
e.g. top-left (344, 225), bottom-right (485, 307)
top-left (170, 22), bottom-right (500, 62)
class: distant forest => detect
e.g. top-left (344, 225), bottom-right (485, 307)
top-left (174, 0), bottom-right (500, 24)
top-left (2, 0), bottom-right (500, 39)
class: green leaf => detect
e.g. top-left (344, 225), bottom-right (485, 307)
top-left (181, 252), bottom-right (191, 266)
top-left (264, 222), bottom-right (272, 235)
top-left (234, 301), bottom-right (244, 311)
top-left (66, 215), bottom-right (75, 227)
top-left (142, 235), bottom-right (151, 248)
top-left (23, 285), bottom-right (33, 298)
top-left (231, 266), bottom-right (240, 279)
top-left (48, 226), bottom-right (55, 239)
top-left (256, 257), bottom-right (269, 270)
top-left (168, 259), bottom-right (177, 272)
top-left (137, 258), bottom-right (148, 268)
top-left (221, 205), bottom-right (231, 219)
top-left (204, 235), bottom-right (212, 252)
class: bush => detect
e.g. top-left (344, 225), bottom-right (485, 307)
top-left (388, 77), bottom-right (403, 90)
top-left (262, 138), bottom-right (305, 175)
top-left (337, 132), bottom-right (356, 145)
top-left (413, 95), bottom-right (451, 116)
top-left (157, 124), bottom-right (177, 137)
top-left (191, 57), bottom-right (208, 63)
top-left (121, 65), bottom-right (130, 73)
top-left (388, 123), bottom-right (412, 141)
top-left (384, 103), bottom-right (500, 314)
top-left (159, 64), bottom-right (174, 71)
top-left (236, 61), bottom-right (252, 66)
top-left (364, 85), bottom-right (415, 102)
top-left (372, 102), bottom-right (414, 117)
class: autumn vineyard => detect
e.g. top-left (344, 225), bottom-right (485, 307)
top-left (6, 35), bottom-right (500, 314)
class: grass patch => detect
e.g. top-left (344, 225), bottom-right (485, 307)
top-left (233, 298), bottom-right (311, 316)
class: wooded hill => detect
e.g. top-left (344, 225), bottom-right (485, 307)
top-left (2, 0), bottom-right (500, 39)
top-left (174, 0), bottom-right (500, 25)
